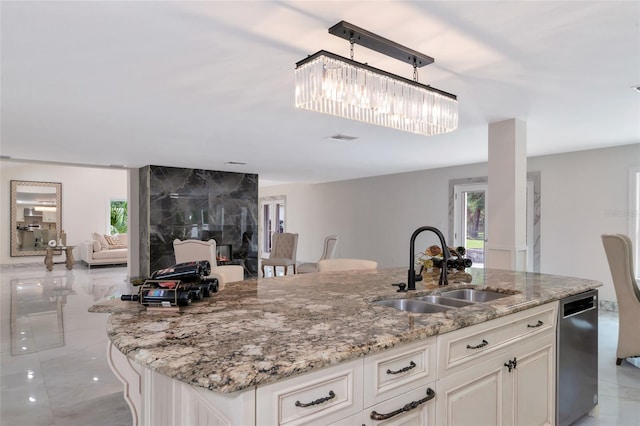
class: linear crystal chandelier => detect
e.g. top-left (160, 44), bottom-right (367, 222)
top-left (295, 21), bottom-right (458, 137)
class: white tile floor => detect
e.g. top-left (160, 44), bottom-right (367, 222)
top-left (1, 264), bottom-right (132, 426)
top-left (1, 264), bottom-right (639, 425)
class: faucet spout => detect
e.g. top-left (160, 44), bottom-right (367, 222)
top-left (408, 226), bottom-right (451, 290)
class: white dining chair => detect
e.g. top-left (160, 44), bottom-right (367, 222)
top-left (261, 233), bottom-right (298, 277)
top-left (173, 239), bottom-right (244, 290)
top-left (297, 235), bottom-right (339, 274)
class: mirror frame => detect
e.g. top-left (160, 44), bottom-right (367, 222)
top-left (10, 180), bottom-right (62, 257)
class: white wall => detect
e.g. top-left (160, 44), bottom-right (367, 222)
top-left (1, 161), bottom-right (127, 264)
top-left (260, 144), bottom-right (640, 303)
top-left (529, 145), bottom-right (639, 300)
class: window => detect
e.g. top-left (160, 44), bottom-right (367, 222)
top-left (110, 199), bottom-right (128, 235)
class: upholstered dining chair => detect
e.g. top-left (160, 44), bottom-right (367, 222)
top-left (317, 258), bottom-right (378, 272)
top-left (173, 239), bottom-right (244, 290)
top-left (261, 232), bottom-right (298, 277)
top-left (297, 235), bottom-right (339, 274)
top-left (601, 234), bottom-right (640, 365)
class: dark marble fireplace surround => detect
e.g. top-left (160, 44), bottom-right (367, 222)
top-left (138, 166), bottom-right (258, 276)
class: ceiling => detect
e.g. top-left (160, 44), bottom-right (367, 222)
top-left (1, 1), bottom-right (638, 186)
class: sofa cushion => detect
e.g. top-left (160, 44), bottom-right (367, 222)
top-left (93, 240), bottom-right (101, 252)
top-left (92, 232), bottom-right (109, 250)
top-left (104, 234), bottom-right (127, 249)
top-left (93, 248), bottom-right (127, 260)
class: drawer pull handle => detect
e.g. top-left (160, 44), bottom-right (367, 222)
top-left (467, 339), bottom-right (488, 349)
top-left (387, 361), bottom-right (416, 375)
top-left (527, 320), bottom-right (544, 328)
top-left (295, 390), bottom-right (335, 408)
top-left (370, 388), bottom-right (435, 420)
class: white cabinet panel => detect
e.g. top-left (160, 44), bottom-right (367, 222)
top-left (256, 358), bottom-right (363, 426)
top-left (436, 308), bottom-right (557, 426)
top-left (365, 385), bottom-right (436, 426)
top-left (364, 338), bottom-right (436, 407)
top-left (437, 303), bottom-right (557, 378)
top-left (436, 353), bottom-right (506, 426)
top-left (512, 335), bottom-right (555, 426)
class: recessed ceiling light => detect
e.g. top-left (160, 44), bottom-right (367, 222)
top-left (634, 85), bottom-right (640, 93)
top-left (225, 161), bottom-right (247, 165)
top-left (329, 134), bottom-right (358, 141)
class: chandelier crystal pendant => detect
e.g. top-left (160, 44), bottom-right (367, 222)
top-left (295, 21), bottom-right (458, 136)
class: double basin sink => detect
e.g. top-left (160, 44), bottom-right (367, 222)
top-left (374, 288), bottom-right (513, 314)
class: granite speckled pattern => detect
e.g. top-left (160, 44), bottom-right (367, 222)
top-left (92, 268), bottom-right (601, 394)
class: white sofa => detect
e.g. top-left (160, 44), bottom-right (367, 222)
top-left (80, 233), bottom-right (128, 267)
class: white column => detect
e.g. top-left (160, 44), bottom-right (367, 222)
top-left (486, 119), bottom-right (527, 270)
top-left (127, 168), bottom-right (140, 284)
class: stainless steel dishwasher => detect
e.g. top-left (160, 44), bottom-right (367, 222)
top-left (557, 289), bottom-right (598, 426)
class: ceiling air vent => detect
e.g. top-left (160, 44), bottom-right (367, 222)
top-left (329, 134), bottom-right (358, 141)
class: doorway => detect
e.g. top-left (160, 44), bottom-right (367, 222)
top-left (259, 196), bottom-right (286, 256)
top-left (453, 180), bottom-right (535, 271)
top-left (453, 183), bottom-right (487, 267)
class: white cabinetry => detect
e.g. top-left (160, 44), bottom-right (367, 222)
top-left (257, 337), bottom-right (437, 426)
top-left (107, 342), bottom-right (255, 426)
top-left (435, 303), bottom-right (557, 426)
top-left (42, 210), bottom-right (57, 223)
top-left (361, 338), bottom-right (437, 425)
top-left (108, 303), bottom-right (557, 426)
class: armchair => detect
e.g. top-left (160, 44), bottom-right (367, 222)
top-left (601, 234), bottom-right (640, 365)
top-left (173, 239), bottom-right (244, 290)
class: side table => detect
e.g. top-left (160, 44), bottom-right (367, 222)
top-left (44, 246), bottom-right (76, 271)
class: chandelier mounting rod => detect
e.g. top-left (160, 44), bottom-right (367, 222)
top-left (328, 21), bottom-right (434, 68)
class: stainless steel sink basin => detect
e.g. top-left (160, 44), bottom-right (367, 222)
top-left (439, 289), bottom-right (510, 303)
top-left (373, 298), bottom-right (451, 313)
top-left (416, 295), bottom-right (476, 308)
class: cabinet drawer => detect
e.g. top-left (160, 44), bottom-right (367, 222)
top-left (363, 337), bottom-right (436, 408)
top-left (438, 302), bottom-right (557, 377)
top-left (366, 384), bottom-right (436, 425)
top-left (256, 358), bottom-right (363, 425)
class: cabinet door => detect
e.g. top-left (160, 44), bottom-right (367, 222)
top-left (43, 211), bottom-right (56, 223)
top-left (509, 334), bottom-right (555, 426)
top-left (437, 332), bottom-right (555, 426)
top-left (436, 362), bottom-right (506, 426)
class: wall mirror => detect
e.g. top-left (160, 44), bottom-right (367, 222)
top-left (10, 180), bottom-right (62, 257)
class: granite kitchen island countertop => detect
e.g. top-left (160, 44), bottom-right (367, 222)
top-left (90, 267), bottom-right (601, 394)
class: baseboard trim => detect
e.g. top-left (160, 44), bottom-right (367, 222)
top-left (599, 299), bottom-right (618, 312)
